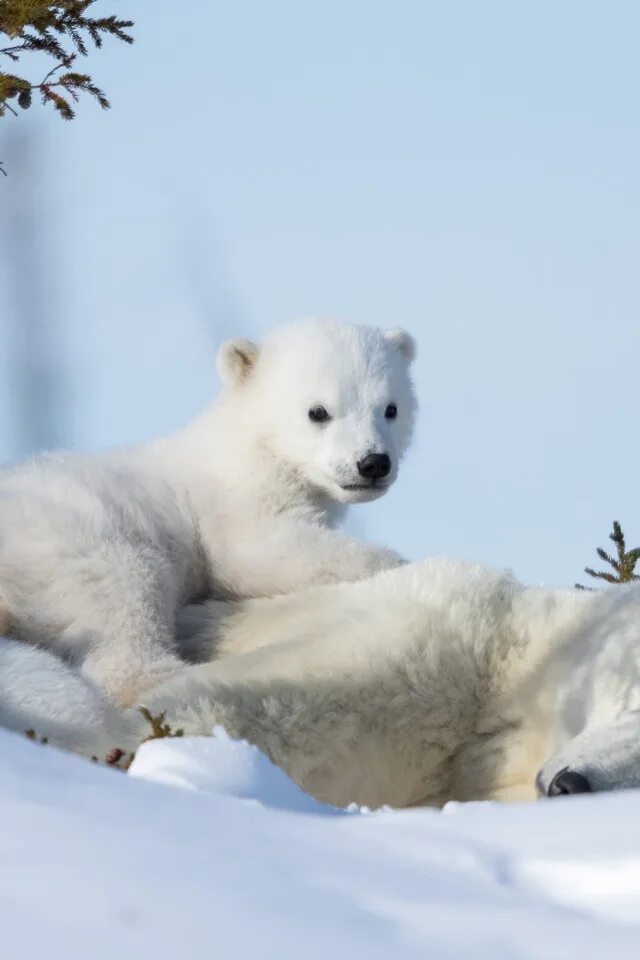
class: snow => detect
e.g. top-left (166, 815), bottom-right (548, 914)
top-left (3, 728), bottom-right (640, 959)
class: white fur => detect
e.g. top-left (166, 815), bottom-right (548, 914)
top-left (1, 559), bottom-right (640, 808)
top-left (0, 319), bottom-right (416, 703)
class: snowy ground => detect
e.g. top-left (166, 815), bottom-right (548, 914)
top-left (2, 728), bottom-right (640, 959)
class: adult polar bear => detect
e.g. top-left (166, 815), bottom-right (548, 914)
top-left (0, 319), bottom-right (416, 704)
top-left (1, 559), bottom-right (639, 805)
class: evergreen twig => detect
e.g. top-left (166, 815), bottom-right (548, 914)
top-left (576, 521), bottom-right (640, 590)
top-left (139, 707), bottom-right (185, 741)
top-left (1, 1), bottom-right (133, 169)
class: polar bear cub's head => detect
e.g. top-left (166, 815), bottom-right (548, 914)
top-left (216, 319), bottom-right (417, 503)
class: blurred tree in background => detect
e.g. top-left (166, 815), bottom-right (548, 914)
top-left (1, 129), bottom-right (70, 457)
top-left (576, 522), bottom-right (640, 590)
top-left (0, 1), bottom-right (134, 173)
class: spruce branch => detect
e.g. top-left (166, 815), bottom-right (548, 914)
top-left (1, 2), bottom-right (134, 166)
top-left (139, 707), bottom-right (185, 741)
top-left (576, 521), bottom-right (640, 590)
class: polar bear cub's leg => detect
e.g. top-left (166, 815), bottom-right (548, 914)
top-left (176, 580), bottom-right (363, 662)
top-left (62, 557), bottom-right (185, 706)
top-left (204, 511), bottom-right (405, 603)
top-left (0, 636), bottom-right (142, 759)
top-left (8, 537), bottom-right (185, 706)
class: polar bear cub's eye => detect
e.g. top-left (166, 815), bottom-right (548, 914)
top-left (308, 405), bottom-right (331, 423)
top-left (385, 403), bottom-right (398, 420)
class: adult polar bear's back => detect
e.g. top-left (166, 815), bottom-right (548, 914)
top-left (0, 319), bottom-right (417, 704)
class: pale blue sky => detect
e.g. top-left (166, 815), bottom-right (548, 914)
top-left (1, 1), bottom-right (639, 586)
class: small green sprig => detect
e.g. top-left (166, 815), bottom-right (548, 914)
top-left (576, 521), bottom-right (640, 590)
top-left (1, 1), bottom-right (133, 170)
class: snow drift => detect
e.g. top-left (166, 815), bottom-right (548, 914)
top-left (2, 727), bottom-right (640, 960)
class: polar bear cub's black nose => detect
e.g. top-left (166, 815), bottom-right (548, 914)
top-left (357, 453), bottom-right (391, 481)
top-left (547, 768), bottom-right (591, 797)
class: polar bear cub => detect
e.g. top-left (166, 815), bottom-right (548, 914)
top-left (0, 319), bottom-right (416, 703)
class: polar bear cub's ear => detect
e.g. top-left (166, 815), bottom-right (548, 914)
top-left (216, 338), bottom-right (260, 386)
top-left (384, 328), bottom-right (416, 364)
